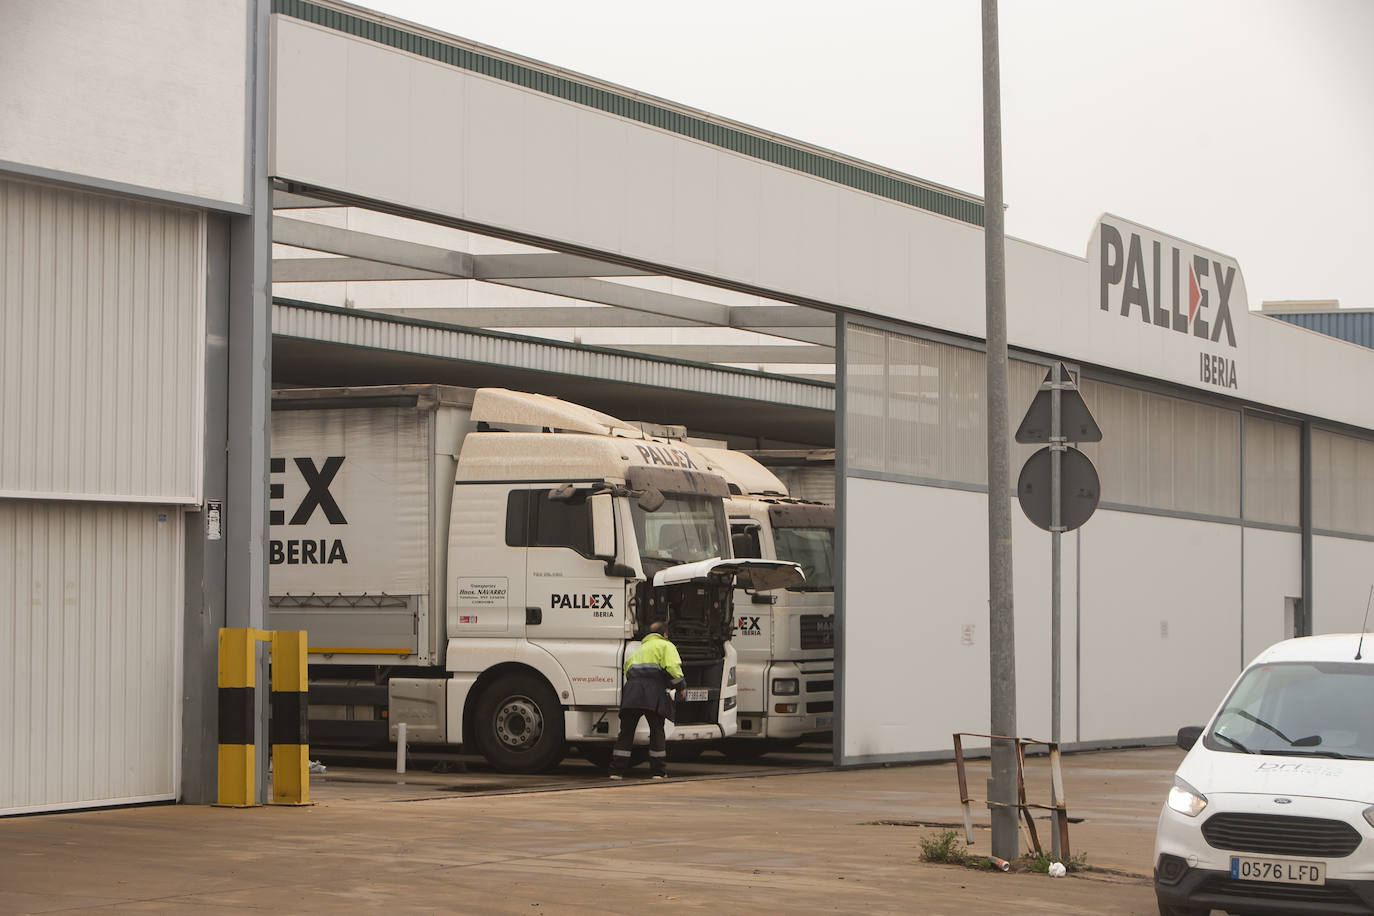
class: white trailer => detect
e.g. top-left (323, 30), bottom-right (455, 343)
top-left (695, 447), bottom-right (835, 758)
top-left (268, 385), bottom-right (799, 772)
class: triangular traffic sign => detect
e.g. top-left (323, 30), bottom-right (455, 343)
top-left (1014, 366), bottom-right (1103, 443)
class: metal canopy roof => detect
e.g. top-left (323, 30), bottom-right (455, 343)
top-left (270, 190), bottom-right (838, 446)
top-left (272, 299), bottom-right (836, 446)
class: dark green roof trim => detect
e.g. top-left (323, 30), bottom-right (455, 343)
top-left (272, 0), bottom-right (984, 227)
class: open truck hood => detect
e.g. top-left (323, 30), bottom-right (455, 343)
top-left (653, 558), bottom-right (804, 590)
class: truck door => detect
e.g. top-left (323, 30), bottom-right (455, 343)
top-left (448, 483), bottom-right (525, 637)
top-left (509, 486), bottom-right (625, 707)
top-left (729, 519), bottom-right (775, 656)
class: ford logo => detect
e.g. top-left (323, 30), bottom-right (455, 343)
top-left (1274, 798), bottom-right (1293, 804)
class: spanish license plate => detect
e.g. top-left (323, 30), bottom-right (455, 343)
top-left (684, 687), bottom-right (710, 702)
top-left (1230, 856), bottom-right (1326, 885)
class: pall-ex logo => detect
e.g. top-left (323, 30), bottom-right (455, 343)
top-left (269, 456), bottom-right (348, 566)
top-left (1097, 219), bottom-right (1241, 390)
top-left (736, 615), bottom-right (761, 635)
top-left (634, 444), bottom-right (699, 469)
top-left (550, 593), bottom-right (614, 609)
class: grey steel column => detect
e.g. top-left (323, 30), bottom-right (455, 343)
top-left (1300, 421), bottom-right (1312, 636)
top-left (981, 0), bottom-right (1019, 861)
top-left (181, 216), bottom-right (231, 804)
top-left (225, 0), bottom-right (272, 804)
top-left (833, 316), bottom-right (847, 768)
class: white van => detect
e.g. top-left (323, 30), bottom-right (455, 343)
top-left (1154, 634), bottom-right (1374, 915)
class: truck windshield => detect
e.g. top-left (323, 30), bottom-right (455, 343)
top-left (1204, 661), bottom-right (1374, 759)
top-left (631, 494), bottom-right (728, 567)
top-left (773, 527), bottom-right (835, 591)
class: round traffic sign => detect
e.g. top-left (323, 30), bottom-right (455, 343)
top-left (1017, 446), bottom-right (1100, 532)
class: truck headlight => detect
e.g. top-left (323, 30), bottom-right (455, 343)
top-left (1364, 806), bottom-right (1374, 829)
top-left (771, 677), bottom-right (799, 696)
top-left (727, 666), bottom-right (736, 687)
top-left (1167, 777), bottom-right (1208, 817)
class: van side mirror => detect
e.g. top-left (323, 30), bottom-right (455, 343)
top-left (1177, 725), bottom-right (1204, 750)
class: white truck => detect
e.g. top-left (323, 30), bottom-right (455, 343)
top-left (267, 385), bottom-right (800, 772)
top-left (694, 447), bottom-right (835, 759)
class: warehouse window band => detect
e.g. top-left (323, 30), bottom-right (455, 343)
top-left (842, 324), bottom-right (1301, 523)
top-left (1311, 429), bottom-right (1374, 538)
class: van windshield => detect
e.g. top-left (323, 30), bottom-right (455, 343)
top-left (1204, 661), bottom-right (1374, 759)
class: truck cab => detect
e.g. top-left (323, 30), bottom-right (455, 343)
top-left (695, 447), bottom-right (836, 756)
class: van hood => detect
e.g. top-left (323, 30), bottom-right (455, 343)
top-left (1179, 747), bottom-right (1374, 806)
top-left (653, 558), bottom-right (803, 590)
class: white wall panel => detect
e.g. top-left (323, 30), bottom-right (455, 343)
top-left (343, 38), bottom-right (413, 208)
top-left (842, 480), bottom-right (1077, 759)
top-left (1312, 535), bottom-right (1374, 634)
top-left (0, 178), bottom-right (205, 503)
top-left (0, 0), bottom-right (248, 206)
top-left (1078, 511), bottom-right (1241, 740)
top-left (0, 500), bottom-right (182, 815)
top-left (843, 480), bottom-right (990, 759)
top-left (1242, 527), bottom-right (1301, 663)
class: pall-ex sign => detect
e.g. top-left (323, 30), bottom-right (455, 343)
top-left (1090, 216), bottom-right (1246, 392)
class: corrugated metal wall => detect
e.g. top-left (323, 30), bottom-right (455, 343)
top-left (0, 500), bottom-right (183, 815)
top-left (0, 177), bottom-right (205, 503)
top-left (1270, 311), bottom-right (1374, 351)
top-left (1, 176), bottom-right (203, 814)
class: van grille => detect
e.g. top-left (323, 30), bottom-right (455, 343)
top-left (1195, 874), bottom-right (1366, 908)
top-left (1201, 813), bottom-right (1361, 858)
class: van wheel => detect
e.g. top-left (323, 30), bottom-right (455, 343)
top-left (1156, 896), bottom-right (1207, 916)
top-left (474, 673), bottom-right (565, 773)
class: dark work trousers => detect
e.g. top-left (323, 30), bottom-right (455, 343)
top-left (610, 709), bottom-right (667, 776)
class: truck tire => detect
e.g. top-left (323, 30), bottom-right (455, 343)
top-left (473, 673), bottom-right (565, 773)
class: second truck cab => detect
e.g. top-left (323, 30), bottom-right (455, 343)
top-left (696, 447), bottom-right (835, 756)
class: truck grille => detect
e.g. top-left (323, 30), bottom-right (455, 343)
top-left (806, 701), bottom-right (833, 714)
top-left (799, 614), bottom-right (834, 650)
top-left (1201, 813), bottom-right (1362, 858)
top-left (806, 679), bottom-right (833, 693)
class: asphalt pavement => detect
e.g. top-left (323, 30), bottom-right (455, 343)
top-left (0, 745), bottom-right (1181, 914)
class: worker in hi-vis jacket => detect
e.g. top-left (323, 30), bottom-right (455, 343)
top-left (609, 620), bottom-right (685, 779)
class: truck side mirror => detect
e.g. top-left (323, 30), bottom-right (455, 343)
top-left (1177, 725), bottom-right (1203, 750)
top-left (590, 493), bottom-right (615, 559)
top-left (637, 486), bottom-right (665, 513)
top-left (548, 483), bottom-right (578, 502)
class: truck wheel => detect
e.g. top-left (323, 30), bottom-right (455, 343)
top-left (474, 674), bottom-right (565, 773)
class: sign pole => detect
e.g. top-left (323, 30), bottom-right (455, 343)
top-left (1050, 363), bottom-right (1063, 858)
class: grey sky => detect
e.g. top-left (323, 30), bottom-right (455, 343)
top-left (360, 0), bottom-right (1373, 310)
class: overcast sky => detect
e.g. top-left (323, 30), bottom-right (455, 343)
top-left (361, 0), bottom-right (1373, 310)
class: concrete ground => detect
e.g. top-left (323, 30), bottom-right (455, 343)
top-left (0, 746), bottom-right (1182, 914)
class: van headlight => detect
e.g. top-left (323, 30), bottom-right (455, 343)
top-left (1167, 777), bottom-right (1208, 817)
top-left (1364, 806), bottom-right (1374, 829)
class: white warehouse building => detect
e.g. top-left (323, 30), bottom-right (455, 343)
top-left (2, 0), bottom-right (1372, 815)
